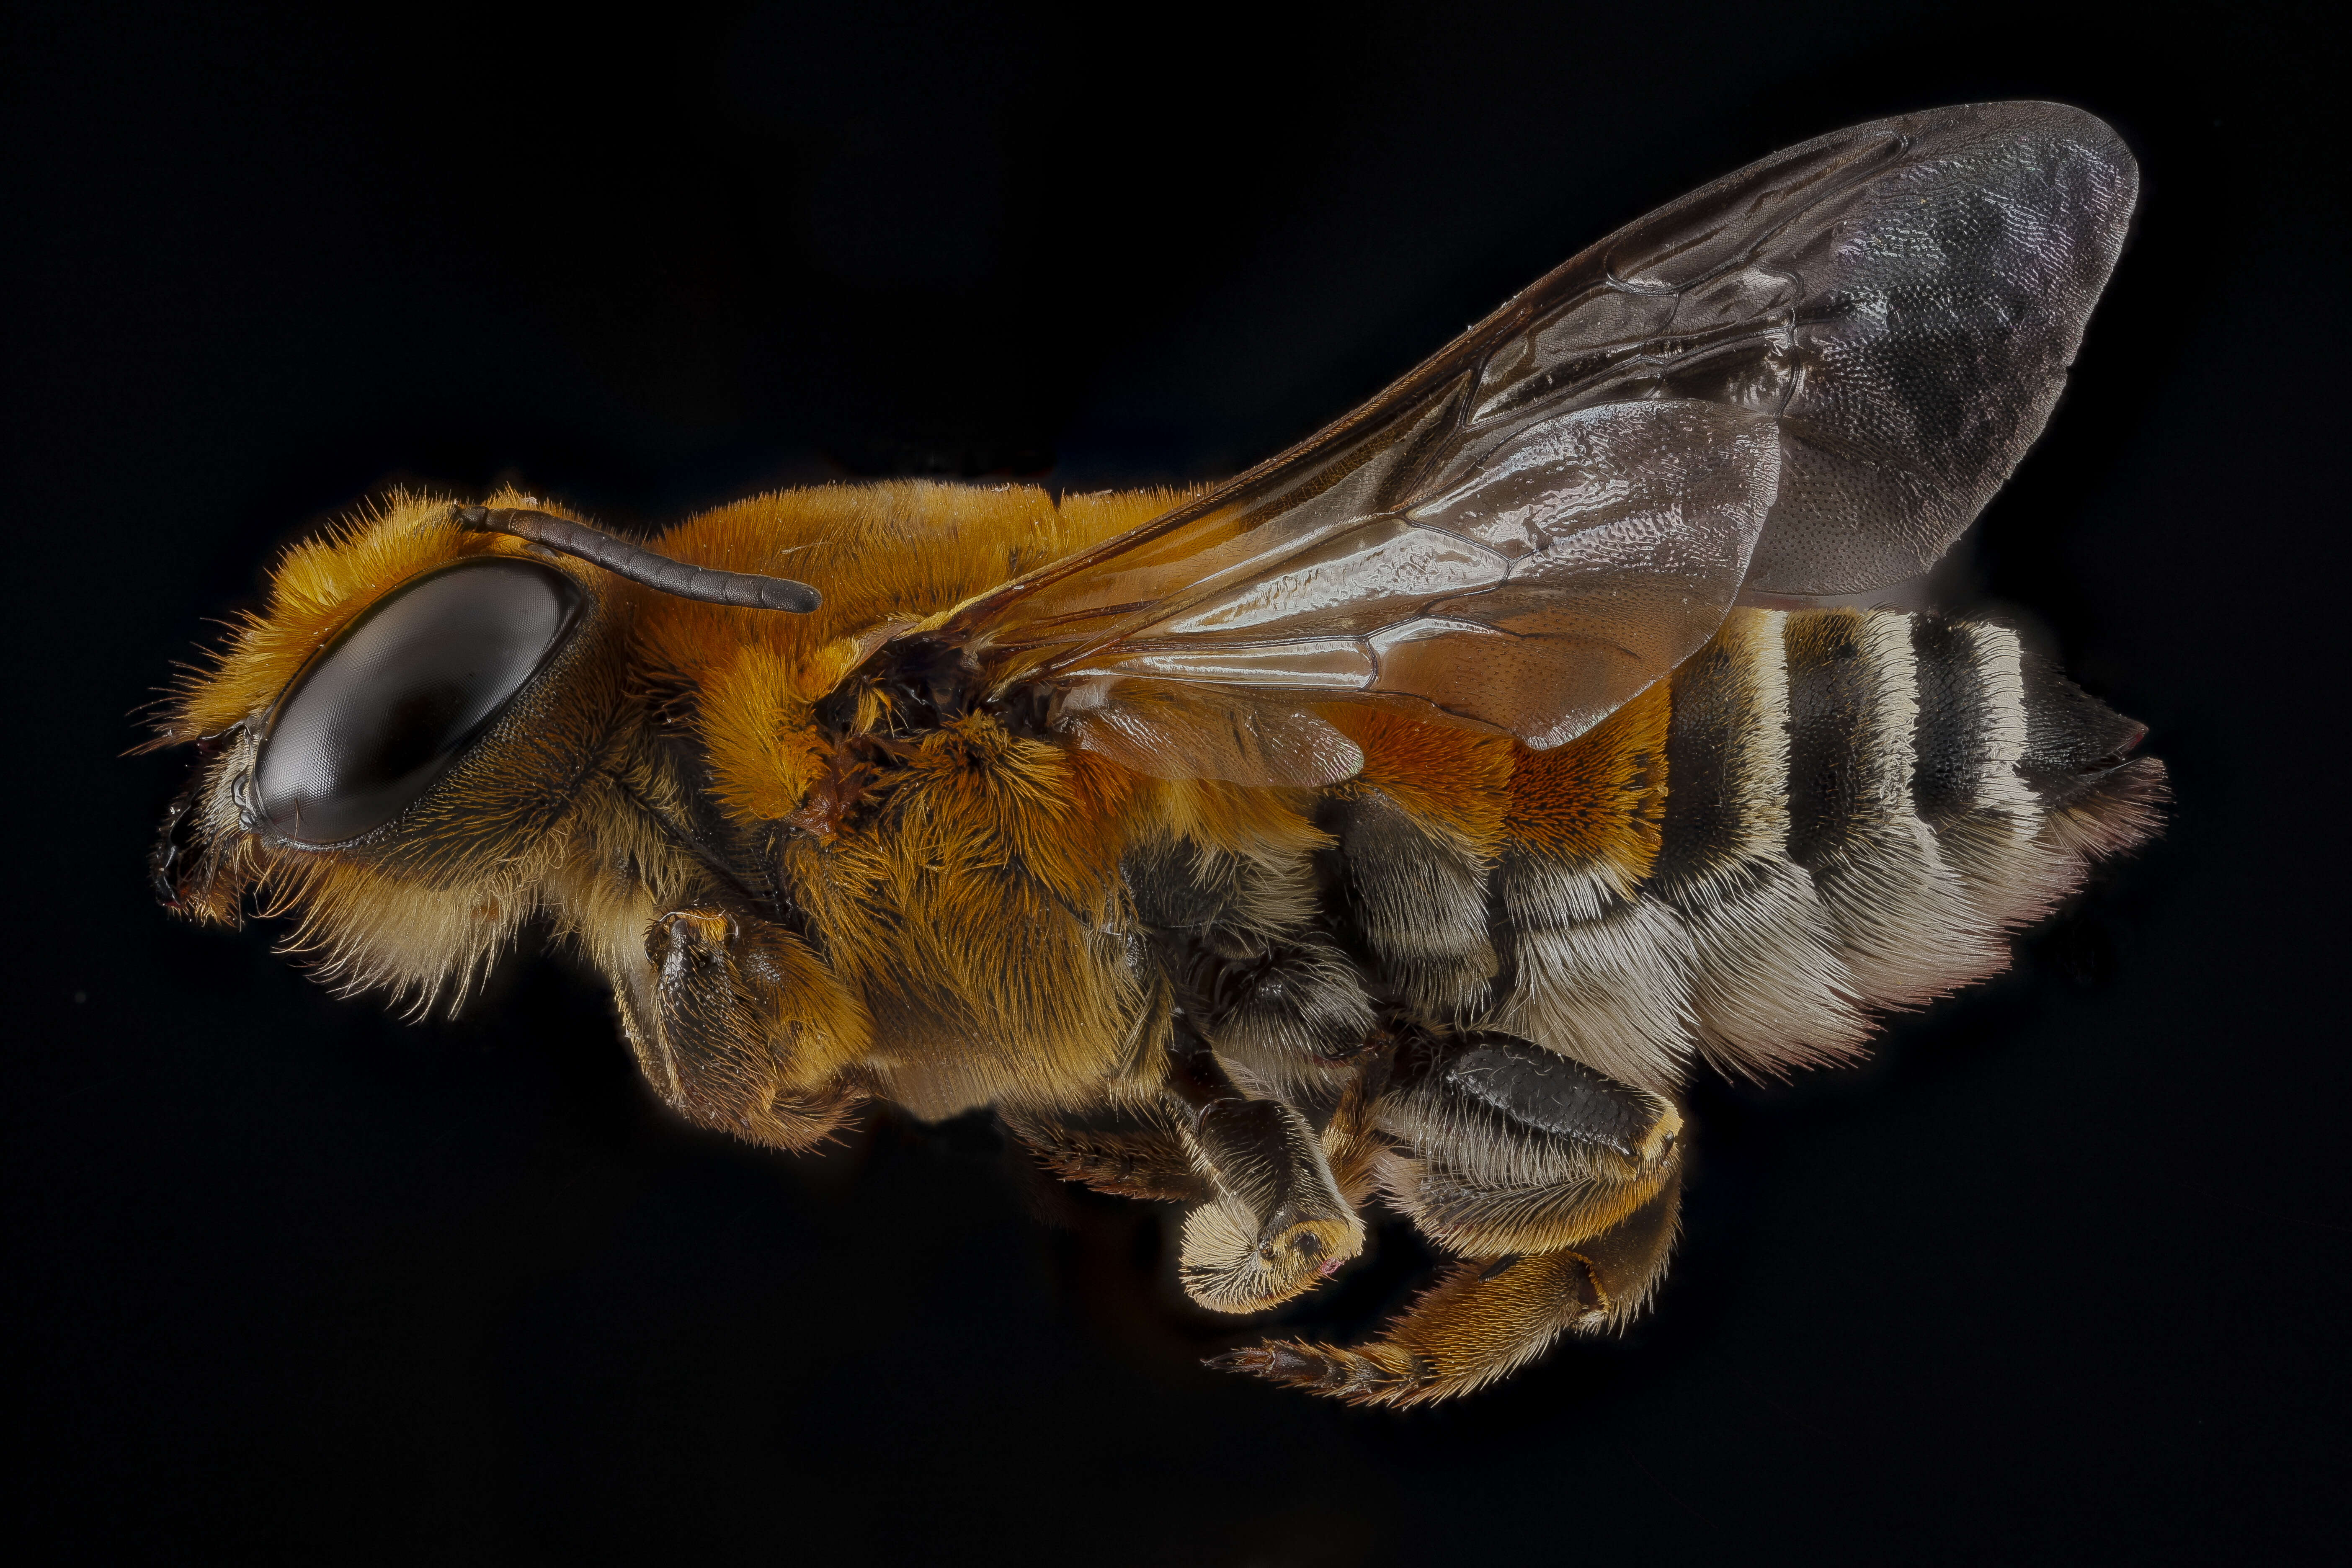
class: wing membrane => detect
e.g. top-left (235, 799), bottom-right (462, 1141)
top-left (1057, 681), bottom-right (1365, 787)
top-left (946, 102), bottom-right (2135, 764)
top-left (1060, 399), bottom-right (1782, 746)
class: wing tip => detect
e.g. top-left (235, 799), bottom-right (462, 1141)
top-left (1908, 98), bottom-right (2141, 203)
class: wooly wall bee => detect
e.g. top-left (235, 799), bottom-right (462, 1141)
top-left (152, 102), bottom-right (2161, 1404)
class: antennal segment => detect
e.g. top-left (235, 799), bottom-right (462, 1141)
top-left (452, 505), bottom-right (821, 613)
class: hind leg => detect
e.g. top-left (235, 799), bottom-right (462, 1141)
top-left (1213, 1030), bottom-right (1682, 1404)
top-left (1214, 1168), bottom-right (1680, 1406)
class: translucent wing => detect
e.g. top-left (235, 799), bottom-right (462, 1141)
top-left (943, 102), bottom-right (2137, 781)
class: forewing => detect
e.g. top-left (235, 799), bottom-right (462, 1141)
top-left (1511, 101), bottom-right (2140, 593)
top-left (948, 101), bottom-right (2134, 766)
top-left (1056, 399), bottom-right (1782, 748)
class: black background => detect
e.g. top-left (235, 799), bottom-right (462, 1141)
top-left (7, 1), bottom-right (2347, 1562)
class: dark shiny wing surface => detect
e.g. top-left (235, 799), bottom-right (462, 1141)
top-left (950, 102), bottom-right (2135, 759)
top-left (1054, 399), bottom-right (1781, 750)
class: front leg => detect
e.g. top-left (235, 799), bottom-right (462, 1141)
top-left (1164, 1019), bottom-right (1365, 1313)
top-left (623, 906), bottom-right (866, 1153)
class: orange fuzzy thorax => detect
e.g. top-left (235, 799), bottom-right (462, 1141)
top-left (636, 482), bottom-right (1187, 827)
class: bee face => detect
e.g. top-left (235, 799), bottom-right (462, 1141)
top-left (154, 496), bottom-right (637, 1001)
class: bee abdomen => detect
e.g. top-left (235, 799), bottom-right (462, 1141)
top-left (1488, 607), bottom-right (2161, 1084)
top-left (1910, 616), bottom-right (2076, 931)
top-left (1782, 609), bottom-right (2008, 1010)
top-left (1643, 610), bottom-right (1872, 1074)
top-left (1487, 683), bottom-right (1695, 1091)
top-left (2015, 640), bottom-right (2169, 862)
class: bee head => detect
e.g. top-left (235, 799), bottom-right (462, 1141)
top-left (150, 493), bottom-right (642, 1004)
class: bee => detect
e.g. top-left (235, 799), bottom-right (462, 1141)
top-left (152, 102), bottom-right (2161, 1406)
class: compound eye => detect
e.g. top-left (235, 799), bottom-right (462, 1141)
top-left (254, 558), bottom-right (583, 845)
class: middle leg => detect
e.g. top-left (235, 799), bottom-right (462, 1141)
top-left (1162, 1018), bottom-right (1367, 1313)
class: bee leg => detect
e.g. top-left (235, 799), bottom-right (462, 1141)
top-left (1001, 1108), bottom-right (1210, 1202)
top-left (1211, 1168), bottom-right (1680, 1406)
top-left (625, 907), bottom-right (863, 1153)
top-left (1368, 1033), bottom-right (1684, 1261)
top-left (1163, 1020), bottom-right (1367, 1313)
top-left (1214, 1032), bottom-right (1682, 1403)
top-left (1122, 837), bottom-right (1377, 1095)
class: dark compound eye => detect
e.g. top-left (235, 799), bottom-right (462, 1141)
top-left (253, 558), bottom-right (583, 845)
